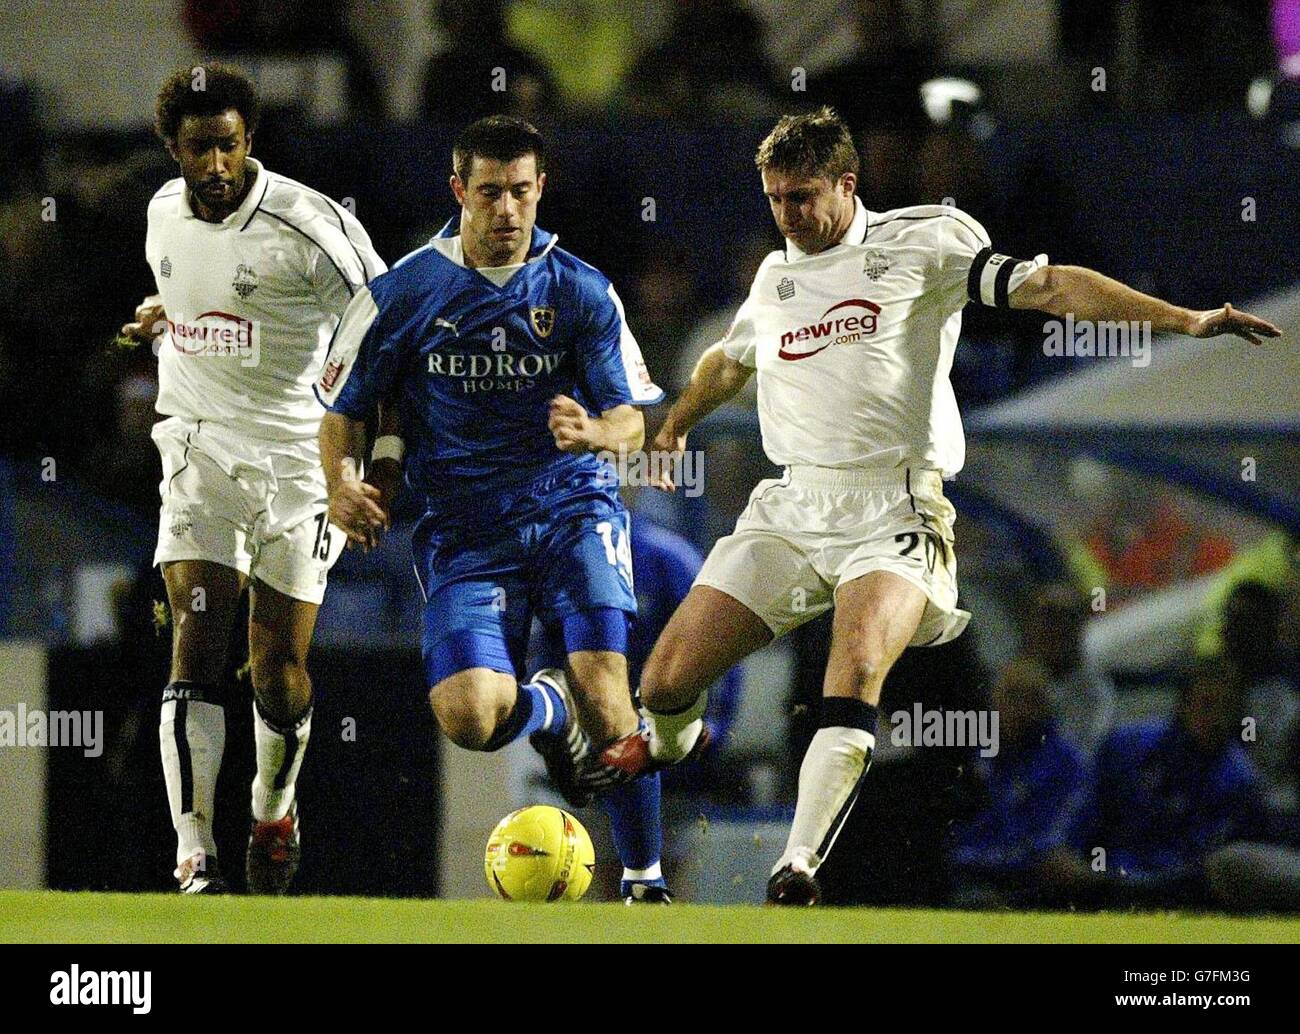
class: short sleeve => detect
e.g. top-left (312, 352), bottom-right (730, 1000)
top-left (308, 200), bottom-right (388, 318)
top-left (578, 282), bottom-right (664, 410)
top-left (336, 202), bottom-right (387, 283)
top-left (933, 211), bottom-right (1048, 309)
top-left (318, 285), bottom-right (399, 417)
top-left (719, 297), bottom-right (758, 368)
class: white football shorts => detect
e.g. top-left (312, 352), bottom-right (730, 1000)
top-left (151, 416), bottom-right (345, 604)
top-left (695, 464), bottom-right (970, 646)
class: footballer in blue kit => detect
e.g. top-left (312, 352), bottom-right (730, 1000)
top-left (318, 117), bottom-right (672, 902)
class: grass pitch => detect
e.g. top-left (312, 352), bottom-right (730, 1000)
top-left (2, 891), bottom-right (1298, 943)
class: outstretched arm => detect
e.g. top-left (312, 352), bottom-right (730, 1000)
top-left (649, 344), bottom-right (753, 492)
top-left (1009, 265), bottom-right (1282, 345)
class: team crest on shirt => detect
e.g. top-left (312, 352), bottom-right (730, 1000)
top-left (862, 250), bottom-right (891, 281)
top-left (777, 277), bottom-right (796, 300)
top-left (160, 256), bottom-right (172, 279)
top-left (167, 506), bottom-right (194, 539)
top-left (529, 306), bottom-right (556, 338)
top-left (232, 264), bottom-right (259, 299)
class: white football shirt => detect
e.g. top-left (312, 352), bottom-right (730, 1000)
top-left (721, 197), bottom-right (1045, 477)
top-left (145, 157), bottom-right (386, 447)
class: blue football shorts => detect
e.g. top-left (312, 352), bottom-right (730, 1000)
top-left (414, 465), bottom-right (637, 688)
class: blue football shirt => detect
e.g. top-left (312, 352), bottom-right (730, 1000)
top-left (319, 220), bottom-right (662, 511)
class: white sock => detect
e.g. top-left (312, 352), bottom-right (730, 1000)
top-left (622, 863), bottom-right (663, 883)
top-left (251, 702), bottom-right (312, 823)
top-left (774, 726), bottom-right (875, 876)
top-left (159, 691), bottom-right (225, 869)
top-left (644, 692), bottom-right (707, 762)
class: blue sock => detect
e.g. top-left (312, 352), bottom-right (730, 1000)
top-left (604, 771), bottom-right (667, 896)
top-left (482, 679), bottom-right (568, 751)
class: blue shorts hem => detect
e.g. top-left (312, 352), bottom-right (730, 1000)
top-left (424, 630), bottom-right (518, 688)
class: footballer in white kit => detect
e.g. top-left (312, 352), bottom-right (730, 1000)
top-left (121, 64), bottom-right (385, 894)
top-left (696, 187), bottom-right (997, 649)
top-left (580, 107), bottom-right (1280, 905)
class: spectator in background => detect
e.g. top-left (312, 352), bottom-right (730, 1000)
top-left (621, 0), bottom-right (778, 121)
top-left (1196, 530), bottom-right (1300, 657)
top-left (503, 0), bottom-right (640, 113)
top-left (1142, 1), bottom-right (1274, 112)
top-left (622, 241), bottom-right (703, 378)
top-left (1067, 475), bottom-right (1235, 608)
top-left (0, 141), bottom-right (165, 464)
top-left (183, 0), bottom-right (386, 119)
top-left (1221, 581), bottom-right (1300, 813)
top-left (0, 74), bottom-right (45, 459)
top-left (655, 233), bottom-right (775, 545)
top-left (670, 231), bottom-right (772, 407)
top-left (1204, 633), bottom-right (1300, 913)
top-left (82, 371), bottom-right (162, 518)
top-left (1019, 582), bottom-right (1116, 755)
top-left (419, 0), bottom-right (559, 125)
top-left (1080, 655), bottom-right (1268, 908)
top-left (810, 0), bottom-right (930, 135)
top-left (809, 0), bottom-right (931, 213)
top-left (950, 657), bottom-right (1092, 908)
top-left (1059, 0), bottom-right (1273, 112)
top-left (0, 74), bottom-right (45, 203)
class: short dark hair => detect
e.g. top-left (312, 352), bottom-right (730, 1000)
top-left (755, 106), bottom-right (859, 181)
top-left (155, 62), bottom-right (260, 145)
top-left (452, 115), bottom-right (545, 185)
top-left (1226, 579), bottom-right (1281, 615)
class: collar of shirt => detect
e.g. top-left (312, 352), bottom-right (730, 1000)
top-left (784, 195), bottom-right (870, 262)
top-left (429, 219), bottom-right (559, 285)
top-left (177, 156), bottom-right (267, 227)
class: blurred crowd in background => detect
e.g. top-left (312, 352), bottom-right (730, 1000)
top-left (1, 0), bottom-right (1294, 488)
top-left (4, 0), bottom-right (1300, 909)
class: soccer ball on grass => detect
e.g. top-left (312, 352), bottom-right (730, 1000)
top-left (484, 805), bottom-right (595, 902)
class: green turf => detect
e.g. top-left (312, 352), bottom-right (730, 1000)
top-left (2, 891), bottom-right (1298, 943)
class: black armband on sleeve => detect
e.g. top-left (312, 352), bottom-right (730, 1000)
top-left (967, 247), bottom-right (1021, 308)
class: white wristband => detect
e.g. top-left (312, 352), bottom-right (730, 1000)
top-left (371, 435), bottom-right (405, 464)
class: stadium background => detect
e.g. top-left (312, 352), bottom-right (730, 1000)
top-left (1, 0), bottom-right (1299, 915)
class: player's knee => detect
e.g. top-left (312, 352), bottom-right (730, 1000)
top-left (428, 685), bottom-right (499, 751)
top-left (250, 649), bottom-right (309, 694)
top-left (843, 641), bottom-right (888, 693)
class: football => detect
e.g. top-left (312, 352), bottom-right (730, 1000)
top-left (484, 805), bottom-right (595, 902)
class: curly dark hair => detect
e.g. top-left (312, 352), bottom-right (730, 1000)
top-left (154, 62), bottom-right (260, 144)
top-left (755, 106), bottom-right (859, 182)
